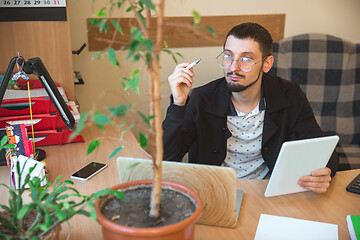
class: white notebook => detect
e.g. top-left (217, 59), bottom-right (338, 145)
top-left (254, 214), bottom-right (338, 240)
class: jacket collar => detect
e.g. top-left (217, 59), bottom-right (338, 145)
top-left (204, 77), bottom-right (230, 117)
top-left (262, 73), bottom-right (292, 113)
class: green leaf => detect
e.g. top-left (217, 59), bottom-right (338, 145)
top-left (38, 224), bottom-right (49, 232)
top-left (88, 18), bottom-right (100, 30)
top-left (126, 75), bottom-right (140, 95)
top-left (126, 49), bottom-right (135, 61)
top-left (171, 54), bottom-right (178, 64)
top-left (53, 205), bottom-right (66, 222)
top-left (139, 0), bottom-right (155, 10)
top-left (77, 209), bottom-right (91, 217)
top-left (53, 175), bottom-right (63, 189)
top-left (38, 189), bottom-right (49, 201)
top-left (162, 49), bottom-right (179, 64)
top-left (121, 124), bottom-right (134, 136)
top-left (129, 162), bottom-right (141, 169)
top-left (99, 18), bottom-right (107, 33)
top-left (87, 139), bottom-right (100, 156)
top-left (133, 54), bottom-right (141, 63)
top-left (108, 146), bottom-right (124, 160)
top-left (95, 7), bottom-right (107, 17)
top-left (91, 52), bottom-right (102, 60)
top-left (128, 40), bottom-right (141, 53)
top-left (0, 204), bottom-right (11, 212)
top-left (206, 26), bottom-right (216, 37)
top-left (70, 112), bottom-right (88, 140)
top-left (138, 1), bottom-right (144, 10)
top-left (163, 40), bottom-right (168, 48)
top-left (56, 194), bottom-right (69, 201)
top-left (138, 131), bottom-right (148, 148)
top-left (88, 18), bottom-right (100, 25)
top-left (130, 27), bottom-right (142, 41)
top-left (137, 10), bottom-right (146, 28)
top-left (3, 143), bottom-right (14, 150)
top-left (131, 69), bottom-right (140, 77)
top-left (88, 201), bottom-right (97, 221)
top-left (103, 24), bottom-right (109, 34)
top-left (93, 111), bottom-right (112, 126)
top-left (137, 112), bottom-right (154, 127)
top-left (113, 191), bottom-right (125, 200)
top-left (107, 48), bottom-right (119, 66)
top-left (192, 10), bottom-right (201, 25)
top-left (125, 6), bottom-right (132, 12)
top-left (116, 0), bottom-right (123, 8)
top-left (110, 20), bottom-right (124, 35)
top-left (64, 179), bottom-right (74, 185)
top-left (107, 104), bottom-right (128, 117)
top-left (145, 53), bottom-right (151, 65)
top-left (0, 135), bottom-right (8, 147)
top-left (176, 52), bottom-right (184, 58)
top-left (17, 205), bottom-right (31, 219)
top-left (144, 39), bottom-right (153, 52)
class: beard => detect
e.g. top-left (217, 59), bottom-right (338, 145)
top-left (227, 81), bottom-right (248, 92)
top-left (226, 72), bottom-right (249, 92)
top-left (225, 65), bottom-right (263, 92)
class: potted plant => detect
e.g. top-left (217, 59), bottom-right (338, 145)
top-left (71, 0), bottom-right (215, 239)
top-left (0, 135), bottom-right (123, 240)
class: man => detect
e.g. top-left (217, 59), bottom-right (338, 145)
top-left (162, 22), bottom-right (338, 193)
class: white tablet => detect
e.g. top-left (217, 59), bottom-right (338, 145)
top-left (264, 135), bottom-right (339, 197)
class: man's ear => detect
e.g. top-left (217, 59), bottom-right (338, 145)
top-left (262, 55), bottom-right (274, 73)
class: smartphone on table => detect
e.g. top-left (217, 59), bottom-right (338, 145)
top-left (70, 162), bottom-right (107, 181)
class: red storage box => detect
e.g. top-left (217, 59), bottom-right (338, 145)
top-left (0, 97), bottom-right (57, 117)
top-left (30, 129), bottom-right (84, 147)
top-left (0, 113), bottom-right (68, 131)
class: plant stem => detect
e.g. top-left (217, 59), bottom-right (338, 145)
top-left (149, 0), bottom-right (165, 218)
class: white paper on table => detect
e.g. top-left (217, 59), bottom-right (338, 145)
top-left (254, 214), bottom-right (338, 240)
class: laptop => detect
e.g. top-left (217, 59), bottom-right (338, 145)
top-left (264, 135), bottom-right (339, 197)
top-left (116, 157), bottom-right (243, 228)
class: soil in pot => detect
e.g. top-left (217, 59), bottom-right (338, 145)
top-left (101, 186), bottom-right (196, 228)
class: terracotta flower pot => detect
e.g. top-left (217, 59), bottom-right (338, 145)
top-left (95, 180), bottom-right (203, 240)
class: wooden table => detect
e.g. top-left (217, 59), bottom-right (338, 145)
top-left (1, 126), bottom-right (359, 239)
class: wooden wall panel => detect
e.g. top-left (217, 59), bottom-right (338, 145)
top-left (0, 10), bottom-right (75, 100)
top-left (87, 14), bottom-right (285, 51)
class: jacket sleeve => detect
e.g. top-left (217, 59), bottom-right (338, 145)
top-left (162, 96), bottom-right (196, 162)
top-left (291, 87), bottom-right (339, 177)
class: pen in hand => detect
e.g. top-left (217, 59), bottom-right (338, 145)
top-left (185, 59), bottom-right (201, 70)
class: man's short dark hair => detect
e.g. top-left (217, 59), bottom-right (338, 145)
top-left (225, 22), bottom-right (273, 58)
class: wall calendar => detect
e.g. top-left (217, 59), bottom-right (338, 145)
top-left (0, 0), bottom-right (67, 21)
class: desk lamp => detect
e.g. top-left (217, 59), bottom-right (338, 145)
top-left (0, 56), bottom-right (75, 129)
top-left (0, 56), bottom-right (76, 161)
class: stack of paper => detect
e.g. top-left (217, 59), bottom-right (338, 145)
top-left (11, 155), bottom-right (46, 189)
top-left (254, 214), bottom-right (338, 240)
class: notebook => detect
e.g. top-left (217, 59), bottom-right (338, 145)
top-left (254, 214), bottom-right (338, 240)
top-left (264, 135), bottom-right (339, 197)
top-left (347, 215), bottom-right (360, 240)
top-left (116, 157), bottom-right (243, 228)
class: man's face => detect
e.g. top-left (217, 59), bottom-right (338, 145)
top-left (223, 36), bottom-right (264, 92)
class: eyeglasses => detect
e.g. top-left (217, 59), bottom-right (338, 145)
top-left (216, 51), bottom-right (266, 72)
